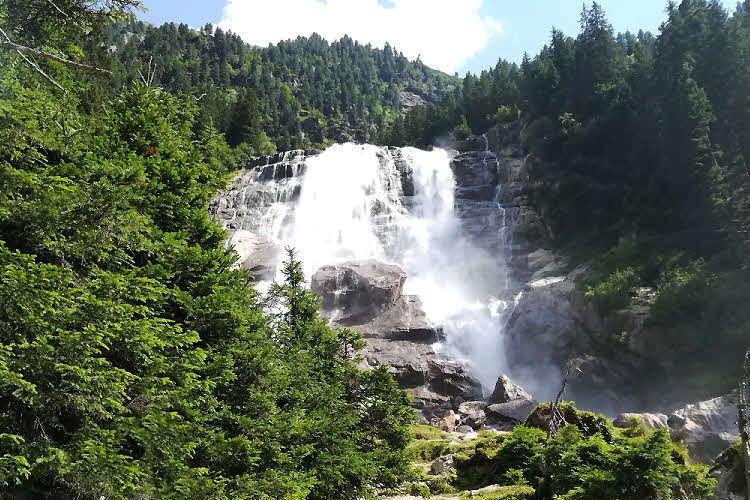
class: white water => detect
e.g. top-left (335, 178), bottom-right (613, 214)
top-left (224, 143), bottom-right (516, 390)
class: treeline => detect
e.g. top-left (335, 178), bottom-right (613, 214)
top-left (0, 1), bottom-right (416, 498)
top-left (394, 1), bottom-right (750, 244)
top-left (104, 20), bottom-right (459, 152)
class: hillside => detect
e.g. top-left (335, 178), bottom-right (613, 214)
top-left (104, 20), bottom-right (460, 151)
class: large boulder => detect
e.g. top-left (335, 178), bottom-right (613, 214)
top-left (457, 401), bottom-right (488, 430)
top-left (228, 232), bottom-right (281, 280)
top-left (486, 398), bottom-right (538, 425)
top-left (432, 410), bottom-right (458, 433)
top-left (344, 294), bottom-right (442, 343)
top-left (311, 260), bottom-right (406, 324)
top-left (430, 455), bottom-right (456, 475)
top-left (488, 375), bottom-right (532, 404)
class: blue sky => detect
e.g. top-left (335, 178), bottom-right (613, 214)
top-left (138, 0), bottom-right (737, 74)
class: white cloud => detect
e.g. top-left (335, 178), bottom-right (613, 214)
top-left (218, 0), bottom-right (503, 73)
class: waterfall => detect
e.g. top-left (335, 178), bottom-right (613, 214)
top-left (215, 142), bottom-right (518, 390)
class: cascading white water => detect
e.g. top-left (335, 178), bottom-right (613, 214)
top-left (221, 142), bottom-right (517, 390)
top-left (282, 144), bottom-right (404, 279)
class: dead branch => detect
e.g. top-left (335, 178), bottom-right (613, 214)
top-left (46, 0), bottom-right (69, 17)
top-left (0, 31), bottom-right (113, 76)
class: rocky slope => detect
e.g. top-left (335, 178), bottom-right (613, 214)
top-left (209, 129), bottom-right (744, 485)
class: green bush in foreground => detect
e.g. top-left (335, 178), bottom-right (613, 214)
top-left (450, 405), bottom-right (715, 500)
top-left (0, 80), bottom-right (415, 499)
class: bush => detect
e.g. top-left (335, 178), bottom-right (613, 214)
top-left (452, 116), bottom-right (472, 140)
top-left (584, 267), bottom-right (640, 315)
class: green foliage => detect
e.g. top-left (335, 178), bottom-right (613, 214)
top-left (452, 116), bottom-right (472, 140)
top-left (451, 404), bottom-right (714, 500)
top-left (407, 482), bottom-right (430, 497)
top-left (103, 21), bottom-right (459, 152)
top-left (545, 426), bottom-right (715, 500)
top-left (0, 70), bottom-right (414, 497)
top-left (464, 485), bottom-right (535, 499)
top-left (584, 267), bottom-right (640, 315)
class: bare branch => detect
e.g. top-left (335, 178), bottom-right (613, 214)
top-left (0, 34), bottom-right (113, 76)
top-left (0, 28), bottom-right (67, 93)
top-left (46, 0), bottom-right (70, 17)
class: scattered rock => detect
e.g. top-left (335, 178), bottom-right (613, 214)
top-left (430, 455), bottom-right (456, 475)
top-left (456, 425), bottom-right (474, 434)
top-left (488, 375), bottom-right (532, 404)
top-left (433, 411), bottom-right (457, 433)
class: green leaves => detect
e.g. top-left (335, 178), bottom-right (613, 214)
top-left (1, 80), bottom-right (414, 498)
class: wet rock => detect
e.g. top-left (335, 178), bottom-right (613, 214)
top-left (488, 375), bottom-right (532, 404)
top-left (311, 260), bottom-right (406, 324)
top-left (343, 295), bottom-right (442, 343)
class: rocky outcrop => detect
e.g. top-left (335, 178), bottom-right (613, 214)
top-left (668, 392), bottom-right (740, 464)
top-left (311, 260), bottom-right (406, 325)
top-left (488, 375), bottom-right (532, 405)
top-left (312, 260), bottom-right (483, 421)
top-left (613, 412), bottom-right (669, 431)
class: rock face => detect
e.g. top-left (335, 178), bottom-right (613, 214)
top-left (612, 412), bottom-right (669, 431)
top-left (311, 260), bottom-right (406, 325)
top-left (488, 375), bottom-right (532, 404)
top-left (668, 392), bottom-right (740, 464)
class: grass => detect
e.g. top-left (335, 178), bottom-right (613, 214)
top-left (461, 485), bottom-right (535, 499)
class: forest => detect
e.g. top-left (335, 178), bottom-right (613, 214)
top-left (0, 0), bottom-right (747, 498)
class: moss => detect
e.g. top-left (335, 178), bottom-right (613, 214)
top-left (524, 402), bottom-right (612, 442)
top-left (410, 424), bottom-right (447, 441)
top-left (461, 485), bottom-right (535, 499)
top-left (408, 440), bottom-right (451, 461)
top-left (427, 470), bottom-right (458, 495)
